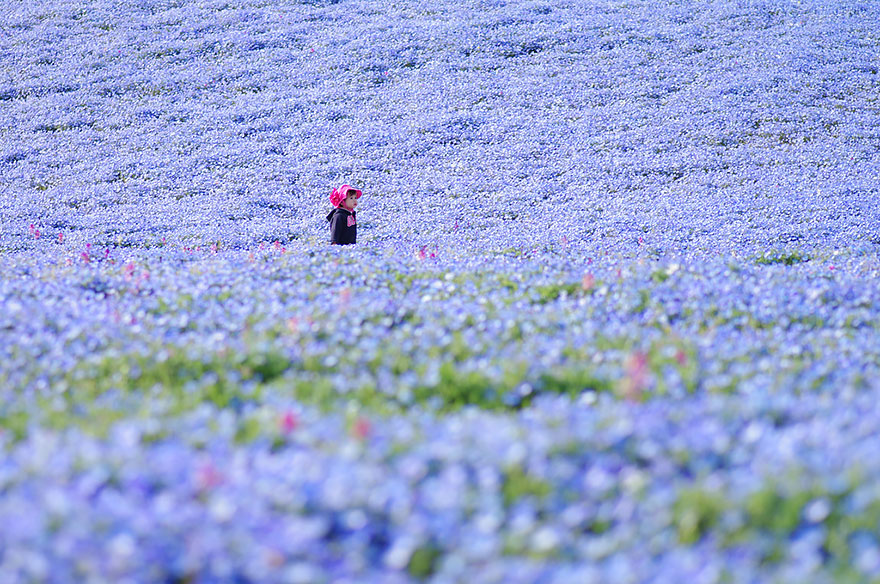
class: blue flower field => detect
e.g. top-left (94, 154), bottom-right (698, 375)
top-left (2, 0), bottom-right (880, 581)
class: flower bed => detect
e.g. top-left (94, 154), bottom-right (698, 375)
top-left (2, 0), bottom-right (880, 581)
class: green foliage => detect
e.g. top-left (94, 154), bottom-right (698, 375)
top-left (498, 274), bottom-right (519, 292)
top-left (415, 362), bottom-right (498, 410)
top-left (633, 288), bottom-right (651, 313)
top-left (40, 299), bottom-right (699, 439)
top-left (744, 486), bottom-right (814, 534)
top-left (0, 410), bottom-right (29, 443)
top-left (532, 282), bottom-right (582, 304)
top-left (754, 250), bottom-right (810, 266)
top-left (650, 269), bottom-right (670, 283)
top-left (414, 358), bottom-right (613, 411)
top-left (668, 473), bottom-right (880, 577)
top-left (501, 465), bottom-right (553, 507)
top-left (647, 338), bottom-right (699, 395)
top-left (495, 247), bottom-right (525, 258)
top-left (407, 544), bottom-right (442, 579)
top-left (234, 416), bottom-right (263, 445)
top-left (66, 347), bottom-right (290, 416)
top-left (291, 377), bottom-right (343, 411)
top-left (539, 367), bottom-right (613, 398)
top-left (673, 487), bottom-right (728, 544)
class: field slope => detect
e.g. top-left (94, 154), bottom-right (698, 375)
top-left (2, 0), bottom-right (880, 582)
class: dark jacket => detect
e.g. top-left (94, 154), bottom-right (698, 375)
top-left (327, 207), bottom-right (357, 245)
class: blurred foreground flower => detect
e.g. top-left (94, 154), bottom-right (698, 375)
top-left (620, 351), bottom-right (649, 402)
top-left (281, 411), bottom-right (299, 434)
top-left (196, 461), bottom-right (224, 491)
top-left (675, 349), bottom-right (688, 367)
top-left (352, 417), bottom-right (371, 440)
top-left (582, 272), bottom-right (595, 292)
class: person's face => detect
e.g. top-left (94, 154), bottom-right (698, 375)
top-left (343, 190), bottom-right (358, 210)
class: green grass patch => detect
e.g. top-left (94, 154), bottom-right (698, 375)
top-left (744, 485), bottom-right (815, 534)
top-left (754, 250), bottom-right (810, 266)
top-left (674, 486), bottom-right (728, 544)
top-left (532, 282), bottom-right (584, 304)
top-left (538, 367), bottom-right (614, 398)
top-left (501, 465), bottom-right (553, 507)
top-left (67, 346), bottom-right (291, 413)
top-left (407, 544), bottom-right (443, 579)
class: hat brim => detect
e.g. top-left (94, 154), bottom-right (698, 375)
top-left (343, 186), bottom-right (362, 198)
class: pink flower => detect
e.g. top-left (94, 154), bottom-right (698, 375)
top-left (281, 411), bottom-right (298, 434)
top-left (582, 272), bottom-right (595, 291)
top-left (621, 351), bottom-right (649, 402)
top-left (675, 349), bottom-right (688, 366)
top-left (414, 246), bottom-right (435, 260)
top-left (352, 417), bottom-right (371, 440)
top-left (58, 233), bottom-right (64, 244)
top-left (195, 462), bottom-right (224, 490)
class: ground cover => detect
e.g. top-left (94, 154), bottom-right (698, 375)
top-left (2, 0), bottom-right (880, 581)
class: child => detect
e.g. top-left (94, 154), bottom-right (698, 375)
top-left (327, 184), bottom-right (361, 245)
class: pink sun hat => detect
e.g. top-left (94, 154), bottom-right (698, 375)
top-left (330, 184), bottom-right (362, 208)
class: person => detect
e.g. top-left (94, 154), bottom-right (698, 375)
top-left (327, 184), bottom-right (361, 245)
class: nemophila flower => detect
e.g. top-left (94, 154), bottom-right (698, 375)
top-left (1, 0), bottom-right (880, 580)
